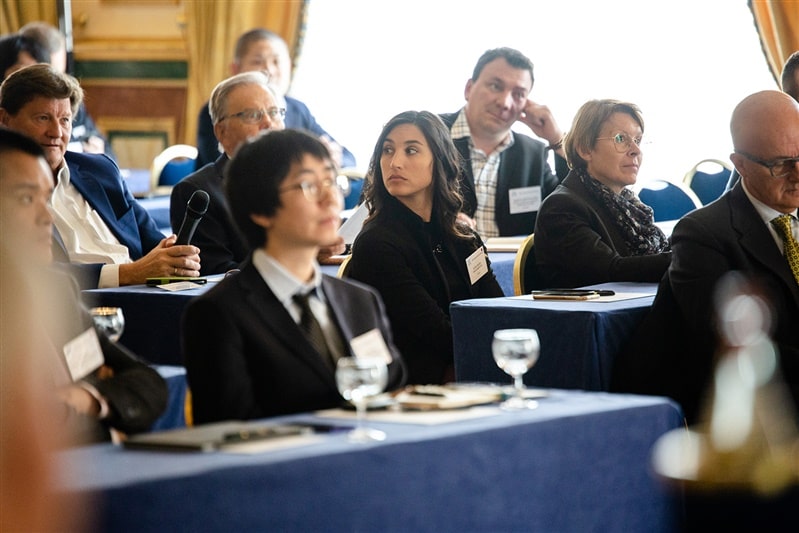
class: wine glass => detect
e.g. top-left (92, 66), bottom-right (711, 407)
top-left (336, 357), bottom-right (388, 443)
top-left (90, 307), bottom-right (125, 342)
top-left (492, 328), bottom-right (540, 410)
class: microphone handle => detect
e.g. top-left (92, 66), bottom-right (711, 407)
top-left (175, 214), bottom-right (202, 246)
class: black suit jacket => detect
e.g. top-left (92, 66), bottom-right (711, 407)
top-left (170, 155), bottom-right (248, 275)
top-left (440, 111), bottom-right (569, 236)
top-left (46, 269), bottom-right (167, 443)
top-left (347, 198), bottom-right (504, 384)
top-left (533, 170), bottom-right (671, 288)
top-left (182, 258), bottom-right (406, 424)
top-left (612, 183), bottom-right (799, 422)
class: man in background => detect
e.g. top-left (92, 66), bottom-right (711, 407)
top-left (195, 28), bottom-right (355, 170)
top-left (19, 21), bottom-right (114, 158)
top-left (613, 90), bottom-right (799, 423)
top-left (171, 71), bottom-right (285, 275)
top-left (440, 47), bottom-right (569, 238)
top-left (0, 64), bottom-right (201, 288)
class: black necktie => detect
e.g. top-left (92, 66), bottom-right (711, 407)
top-left (293, 290), bottom-right (334, 368)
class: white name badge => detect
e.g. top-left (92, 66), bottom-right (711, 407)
top-left (465, 247), bottom-right (489, 285)
top-left (508, 186), bottom-right (541, 215)
top-left (63, 327), bottom-right (104, 381)
top-left (350, 328), bottom-right (393, 365)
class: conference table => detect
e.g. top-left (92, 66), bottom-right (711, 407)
top-left (451, 283), bottom-right (657, 391)
top-left (55, 390), bottom-right (683, 532)
top-left (81, 252), bottom-right (517, 365)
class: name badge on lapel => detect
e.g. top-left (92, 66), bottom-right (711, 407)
top-left (465, 247), bottom-right (489, 285)
top-left (508, 186), bottom-right (541, 214)
top-left (350, 328), bottom-right (393, 365)
top-left (63, 327), bottom-right (105, 381)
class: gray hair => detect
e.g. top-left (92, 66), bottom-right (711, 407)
top-left (208, 71), bottom-right (283, 124)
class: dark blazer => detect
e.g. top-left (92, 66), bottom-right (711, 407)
top-left (533, 170), bottom-right (671, 289)
top-left (47, 269), bottom-right (167, 443)
top-left (440, 111), bottom-right (569, 236)
top-left (612, 182), bottom-right (799, 423)
top-left (170, 155), bottom-right (248, 275)
top-left (347, 198), bottom-right (504, 384)
top-left (182, 258), bottom-right (406, 424)
top-left (53, 152), bottom-right (165, 289)
top-left (195, 97), bottom-right (356, 169)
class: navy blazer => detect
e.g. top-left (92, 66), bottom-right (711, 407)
top-left (170, 155), bottom-right (248, 275)
top-left (195, 97), bottom-right (356, 169)
top-left (440, 111), bottom-right (569, 236)
top-left (534, 170), bottom-right (671, 289)
top-left (613, 182), bottom-right (799, 422)
top-left (182, 258), bottom-right (406, 424)
top-left (52, 152), bottom-right (164, 289)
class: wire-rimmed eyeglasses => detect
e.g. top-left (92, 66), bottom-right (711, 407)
top-left (735, 151), bottom-right (799, 179)
top-left (279, 177), bottom-right (345, 202)
top-left (596, 132), bottom-right (646, 153)
top-left (217, 107), bottom-right (286, 124)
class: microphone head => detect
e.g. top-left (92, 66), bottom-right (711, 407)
top-left (187, 190), bottom-right (210, 216)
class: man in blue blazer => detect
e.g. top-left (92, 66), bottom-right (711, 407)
top-left (442, 47), bottom-right (569, 238)
top-left (613, 91), bottom-right (799, 423)
top-left (195, 28), bottom-right (356, 170)
top-left (0, 63), bottom-right (201, 289)
top-left (183, 129), bottom-right (405, 423)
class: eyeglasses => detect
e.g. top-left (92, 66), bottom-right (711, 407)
top-left (279, 177), bottom-right (344, 201)
top-left (596, 132), bottom-right (645, 153)
top-left (735, 151), bottom-right (799, 179)
top-left (218, 107), bottom-right (286, 124)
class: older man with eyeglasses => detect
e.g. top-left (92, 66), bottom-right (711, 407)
top-left (613, 90), bottom-right (799, 424)
top-left (170, 71), bottom-right (287, 275)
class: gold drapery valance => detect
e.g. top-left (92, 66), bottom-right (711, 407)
top-left (749, 0), bottom-right (799, 85)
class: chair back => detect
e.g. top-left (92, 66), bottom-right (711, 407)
top-left (683, 159), bottom-right (733, 205)
top-left (150, 144), bottom-right (198, 196)
top-left (637, 179), bottom-right (701, 222)
top-left (512, 233), bottom-right (536, 296)
top-left (337, 254), bottom-right (353, 278)
top-left (339, 168), bottom-right (365, 210)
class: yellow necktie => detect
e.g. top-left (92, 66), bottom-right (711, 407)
top-left (770, 214), bottom-right (799, 286)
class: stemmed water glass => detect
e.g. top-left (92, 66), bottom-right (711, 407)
top-left (492, 328), bottom-right (540, 410)
top-left (90, 306), bottom-right (125, 342)
top-left (336, 356), bottom-right (388, 443)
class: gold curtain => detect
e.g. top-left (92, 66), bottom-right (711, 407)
top-left (1, 0), bottom-right (58, 34)
top-left (749, 0), bottom-right (799, 85)
top-left (183, 0), bottom-right (307, 144)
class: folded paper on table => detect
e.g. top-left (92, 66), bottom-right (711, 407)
top-left (338, 203), bottom-right (368, 244)
top-left (315, 406), bottom-right (501, 425)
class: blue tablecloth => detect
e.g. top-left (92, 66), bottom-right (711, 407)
top-left (451, 283), bottom-right (656, 390)
top-left (82, 252), bottom-right (517, 365)
top-left (55, 390), bottom-right (683, 532)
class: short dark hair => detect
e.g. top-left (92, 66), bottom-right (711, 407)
top-left (225, 129), bottom-right (332, 249)
top-left (234, 28), bottom-right (284, 63)
top-left (362, 110), bottom-right (471, 241)
top-left (781, 50), bottom-right (799, 100)
top-left (0, 33), bottom-right (49, 83)
top-left (0, 63), bottom-right (83, 116)
top-left (0, 126), bottom-right (46, 163)
top-left (471, 47), bottom-right (534, 85)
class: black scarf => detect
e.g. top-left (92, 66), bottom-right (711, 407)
top-left (578, 168), bottom-right (670, 255)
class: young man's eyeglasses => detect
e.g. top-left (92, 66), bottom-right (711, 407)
top-left (279, 177), bottom-right (345, 202)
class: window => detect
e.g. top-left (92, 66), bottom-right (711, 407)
top-left (291, 0), bottom-right (774, 183)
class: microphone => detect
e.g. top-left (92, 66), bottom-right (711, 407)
top-left (175, 190), bottom-right (210, 246)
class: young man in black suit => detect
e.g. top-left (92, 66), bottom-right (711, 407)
top-left (613, 91), bottom-right (799, 423)
top-left (182, 129), bottom-right (405, 424)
